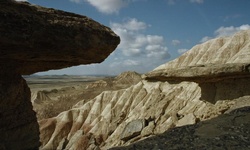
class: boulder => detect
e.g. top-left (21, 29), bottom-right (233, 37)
top-left (0, 1), bottom-right (120, 149)
top-left (120, 119), bottom-right (146, 142)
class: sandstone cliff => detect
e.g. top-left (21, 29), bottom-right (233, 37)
top-left (39, 30), bottom-right (250, 150)
top-left (0, 1), bottom-right (120, 149)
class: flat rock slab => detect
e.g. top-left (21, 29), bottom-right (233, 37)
top-left (0, 0), bottom-right (120, 74)
top-left (145, 63), bottom-right (250, 83)
top-left (121, 119), bottom-right (146, 142)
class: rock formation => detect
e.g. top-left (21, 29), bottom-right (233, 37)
top-left (0, 1), bottom-right (120, 149)
top-left (110, 106), bottom-right (250, 150)
top-left (113, 71), bottom-right (142, 86)
top-left (31, 71), bottom-right (142, 120)
top-left (85, 71), bottom-right (142, 89)
top-left (39, 30), bottom-right (250, 150)
top-left (0, 0), bottom-right (120, 75)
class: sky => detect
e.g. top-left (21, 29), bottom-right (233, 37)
top-left (16, 0), bottom-right (250, 75)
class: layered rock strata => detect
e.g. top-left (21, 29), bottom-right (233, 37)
top-left (39, 30), bottom-right (250, 150)
top-left (145, 63), bottom-right (250, 83)
top-left (0, 1), bottom-right (120, 149)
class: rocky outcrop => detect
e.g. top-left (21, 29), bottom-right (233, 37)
top-left (110, 106), bottom-right (250, 150)
top-left (120, 119), bottom-right (146, 142)
top-left (146, 63), bottom-right (250, 83)
top-left (39, 30), bottom-right (250, 150)
top-left (0, 73), bottom-right (40, 150)
top-left (0, 1), bottom-right (120, 149)
top-left (155, 30), bottom-right (250, 70)
top-left (0, 0), bottom-right (120, 75)
top-left (113, 71), bottom-right (142, 86)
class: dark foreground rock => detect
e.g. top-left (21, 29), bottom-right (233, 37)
top-left (110, 106), bottom-right (250, 150)
top-left (0, 73), bottom-right (40, 150)
top-left (0, 0), bottom-right (120, 75)
top-left (0, 0), bottom-right (119, 149)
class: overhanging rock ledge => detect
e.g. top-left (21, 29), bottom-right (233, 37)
top-left (0, 1), bottom-right (120, 149)
top-left (0, 0), bottom-right (120, 75)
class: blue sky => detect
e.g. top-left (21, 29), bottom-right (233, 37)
top-left (17, 0), bottom-right (250, 75)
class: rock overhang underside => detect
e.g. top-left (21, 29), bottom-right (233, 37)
top-left (0, 0), bottom-right (120, 75)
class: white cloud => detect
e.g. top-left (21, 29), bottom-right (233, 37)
top-left (190, 0), bottom-right (204, 4)
top-left (200, 24), bottom-right (250, 43)
top-left (123, 59), bottom-right (140, 66)
top-left (200, 36), bottom-right (212, 43)
top-left (110, 59), bottom-right (140, 67)
top-left (79, 0), bottom-right (128, 14)
top-left (146, 35), bottom-right (164, 45)
top-left (178, 49), bottom-right (188, 54)
top-left (171, 40), bottom-right (181, 46)
top-left (111, 18), bottom-right (169, 60)
top-left (111, 18), bottom-right (148, 31)
top-left (215, 24), bottom-right (250, 37)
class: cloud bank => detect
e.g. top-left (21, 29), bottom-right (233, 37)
top-left (107, 18), bottom-right (170, 74)
top-left (70, 0), bottom-right (131, 14)
top-left (200, 24), bottom-right (250, 43)
top-left (84, 0), bottom-right (128, 14)
top-left (111, 18), bottom-right (169, 59)
top-left (171, 40), bottom-right (181, 46)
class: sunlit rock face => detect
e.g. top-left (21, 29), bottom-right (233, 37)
top-left (0, 1), bottom-right (120, 149)
top-left (39, 30), bottom-right (250, 150)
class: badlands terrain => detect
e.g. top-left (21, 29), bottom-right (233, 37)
top-left (38, 30), bottom-right (250, 150)
top-left (1, 1), bottom-right (250, 150)
top-left (26, 72), bottom-right (142, 120)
